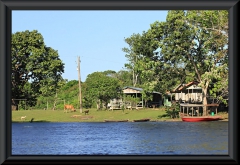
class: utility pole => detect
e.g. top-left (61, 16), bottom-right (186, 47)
top-left (77, 56), bottom-right (83, 113)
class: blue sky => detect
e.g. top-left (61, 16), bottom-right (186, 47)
top-left (12, 10), bottom-right (168, 82)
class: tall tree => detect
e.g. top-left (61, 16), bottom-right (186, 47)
top-left (84, 71), bottom-right (122, 109)
top-left (123, 33), bottom-right (144, 87)
top-left (150, 10), bottom-right (228, 114)
top-left (11, 30), bottom-right (64, 109)
top-left (123, 26), bottom-right (182, 93)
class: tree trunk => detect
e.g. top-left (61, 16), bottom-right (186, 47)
top-left (202, 87), bottom-right (208, 116)
top-left (52, 100), bottom-right (57, 111)
top-left (96, 99), bottom-right (100, 110)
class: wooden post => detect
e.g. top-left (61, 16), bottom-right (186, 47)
top-left (192, 107), bottom-right (193, 117)
top-left (77, 56), bottom-right (82, 113)
top-left (198, 107), bottom-right (199, 116)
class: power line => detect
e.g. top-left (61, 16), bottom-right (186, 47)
top-left (81, 56), bottom-right (127, 64)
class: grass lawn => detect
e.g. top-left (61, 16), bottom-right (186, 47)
top-left (12, 107), bottom-right (228, 123)
top-left (12, 107), bottom-right (179, 122)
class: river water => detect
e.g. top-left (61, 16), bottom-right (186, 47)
top-left (12, 121), bottom-right (228, 155)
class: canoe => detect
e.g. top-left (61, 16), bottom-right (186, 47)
top-left (182, 116), bottom-right (222, 122)
top-left (133, 118), bottom-right (150, 122)
top-left (104, 119), bottom-right (129, 122)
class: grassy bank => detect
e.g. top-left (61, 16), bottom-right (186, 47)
top-left (12, 108), bottom-right (228, 122)
top-left (12, 107), bottom-right (180, 122)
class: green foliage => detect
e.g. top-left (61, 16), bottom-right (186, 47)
top-left (34, 70), bottom-right (132, 110)
top-left (123, 10), bottom-right (228, 114)
top-left (124, 95), bottom-right (141, 107)
top-left (11, 30), bottom-right (64, 108)
top-left (61, 80), bottom-right (78, 91)
top-left (84, 72), bottom-right (122, 109)
top-left (116, 70), bottom-right (133, 87)
top-left (160, 101), bottom-right (180, 119)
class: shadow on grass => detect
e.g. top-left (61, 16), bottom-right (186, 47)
top-left (158, 114), bottom-right (169, 118)
top-left (12, 120), bottom-right (50, 123)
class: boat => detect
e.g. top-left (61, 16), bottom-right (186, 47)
top-left (104, 119), bottom-right (129, 122)
top-left (181, 116), bottom-right (222, 122)
top-left (133, 118), bottom-right (150, 122)
top-left (179, 103), bottom-right (222, 122)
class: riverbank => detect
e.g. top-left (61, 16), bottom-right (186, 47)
top-left (12, 108), bottom-right (228, 122)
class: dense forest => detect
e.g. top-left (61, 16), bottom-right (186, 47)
top-left (12, 10), bottom-right (228, 115)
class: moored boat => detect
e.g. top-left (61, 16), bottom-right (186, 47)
top-left (104, 119), bottom-right (129, 122)
top-left (133, 118), bottom-right (150, 122)
top-left (182, 116), bottom-right (222, 122)
top-left (179, 103), bottom-right (222, 122)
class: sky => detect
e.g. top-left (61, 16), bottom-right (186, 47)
top-left (12, 10), bottom-right (168, 82)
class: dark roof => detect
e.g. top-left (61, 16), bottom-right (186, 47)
top-left (123, 86), bottom-right (143, 91)
top-left (123, 86), bottom-right (161, 94)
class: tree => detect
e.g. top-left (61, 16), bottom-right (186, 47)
top-left (84, 71), bottom-right (122, 109)
top-left (123, 10), bottom-right (228, 116)
top-left (102, 70), bottom-right (117, 77)
top-left (11, 30), bottom-right (64, 109)
top-left (103, 69), bottom-right (133, 88)
top-left (123, 33), bottom-right (143, 87)
top-left (123, 27), bottom-right (183, 101)
top-left (150, 10), bottom-right (228, 115)
top-left (116, 70), bottom-right (133, 88)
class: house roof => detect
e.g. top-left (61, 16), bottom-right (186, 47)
top-left (123, 86), bottom-right (143, 91)
top-left (186, 86), bottom-right (202, 89)
top-left (171, 81), bottom-right (200, 92)
top-left (123, 86), bottom-right (161, 94)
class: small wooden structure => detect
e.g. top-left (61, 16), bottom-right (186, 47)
top-left (108, 98), bottom-right (123, 110)
top-left (205, 104), bottom-right (219, 116)
top-left (122, 86), bottom-right (162, 108)
top-left (107, 86), bottom-right (162, 110)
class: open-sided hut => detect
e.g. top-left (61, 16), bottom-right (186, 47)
top-left (122, 86), bottom-right (162, 108)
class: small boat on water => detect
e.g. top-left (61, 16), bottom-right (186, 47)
top-left (133, 118), bottom-right (150, 122)
top-left (182, 116), bottom-right (222, 122)
top-left (180, 103), bottom-right (222, 122)
top-left (104, 119), bottom-right (129, 122)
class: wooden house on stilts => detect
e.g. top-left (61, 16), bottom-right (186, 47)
top-left (171, 81), bottom-right (203, 104)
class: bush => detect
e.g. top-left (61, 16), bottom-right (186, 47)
top-left (165, 101), bottom-right (180, 119)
